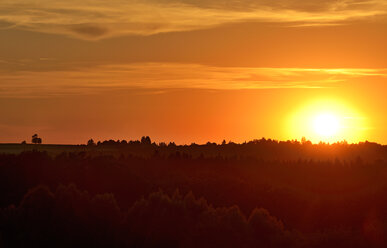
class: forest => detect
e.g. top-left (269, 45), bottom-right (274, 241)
top-left (0, 138), bottom-right (386, 247)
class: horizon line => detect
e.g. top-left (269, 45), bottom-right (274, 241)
top-left (0, 138), bottom-right (385, 147)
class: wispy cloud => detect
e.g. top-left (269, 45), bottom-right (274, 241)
top-left (1, 63), bottom-right (386, 97)
top-left (0, 0), bottom-right (386, 39)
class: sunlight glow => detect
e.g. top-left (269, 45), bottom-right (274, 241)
top-left (313, 113), bottom-right (340, 137)
top-left (287, 99), bottom-right (368, 143)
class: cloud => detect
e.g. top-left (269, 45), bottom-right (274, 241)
top-left (0, 19), bottom-right (15, 29)
top-left (69, 24), bottom-right (109, 38)
top-left (0, 0), bottom-right (386, 39)
top-left (0, 63), bottom-right (386, 97)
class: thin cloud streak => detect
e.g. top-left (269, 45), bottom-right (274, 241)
top-left (1, 63), bottom-right (386, 98)
top-left (0, 0), bottom-right (386, 39)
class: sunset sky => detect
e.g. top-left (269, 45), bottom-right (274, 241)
top-left (1, 0), bottom-right (387, 144)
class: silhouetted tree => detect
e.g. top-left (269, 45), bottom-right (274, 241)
top-left (87, 139), bottom-right (96, 146)
top-left (141, 136), bottom-right (151, 145)
top-left (32, 134), bottom-right (42, 144)
top-left (168, 142), bottom-right (176, 147)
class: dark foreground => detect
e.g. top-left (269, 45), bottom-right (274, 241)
top-left (0, 139), bottom-right (386, 247)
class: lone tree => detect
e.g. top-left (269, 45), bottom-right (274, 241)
top-left (87, 139), bottom-right (96, 146)
top-left (32, 134), bottom-right (42, 144)
top-left (141, 136), bottom-right (151, 145)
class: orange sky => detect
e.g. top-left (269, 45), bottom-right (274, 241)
top-left (1, 0), bottom-right (387, 144)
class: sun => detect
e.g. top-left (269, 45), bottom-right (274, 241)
top-left (287, 99), bottom-right (368, 143)
top-left (313, 113), bottom-right (340, 137)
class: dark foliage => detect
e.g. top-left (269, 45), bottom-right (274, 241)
top-left (31, 134), bottom-right (42, 145)
top-left (0, 139), bottom-right (386, 247)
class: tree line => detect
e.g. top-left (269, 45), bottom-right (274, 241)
top-left (0, 139), bottom-right (386, 247)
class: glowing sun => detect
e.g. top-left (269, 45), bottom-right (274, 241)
top-left (287, 99), bottom-right (368, 143)
top-left (313, 113), bottom-right (340, 137)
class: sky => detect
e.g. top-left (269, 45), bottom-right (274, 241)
top-left (1, 0), bottom-right (387, 144)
